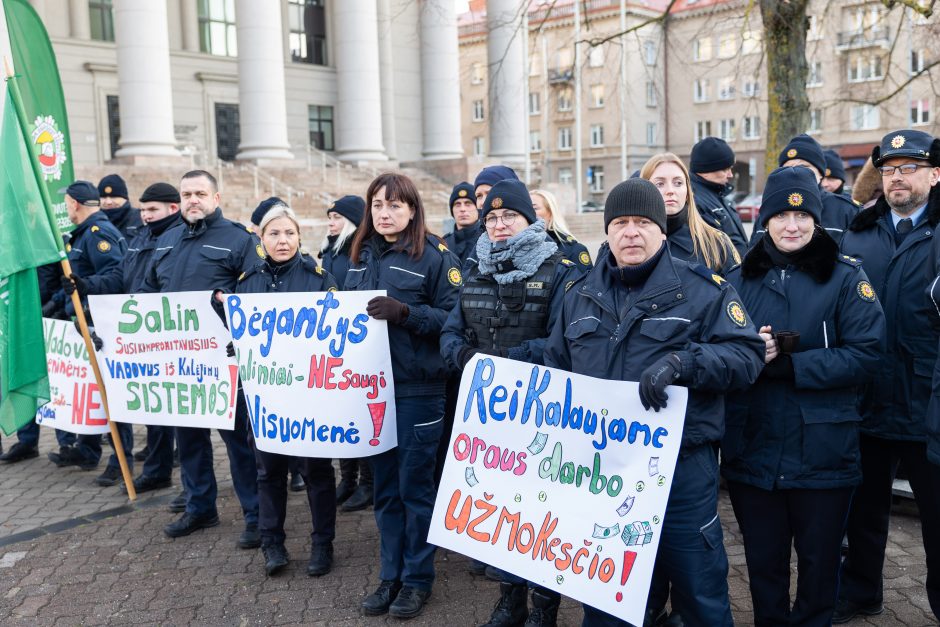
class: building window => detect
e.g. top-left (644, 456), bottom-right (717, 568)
top-left (718, 33), bottom-right (736, 58)
top-left (288, 0), bottom-right (327, 65)
top-left (473, 136), bottom-right (485, 156)
top-left (693, 79), bottom-right (709, 103)
top-left (807, 15), bottom-right (822, 41)
top-left (742, 116), bottom-right (760, 140)
top-left (590, 84), bottom-right (605, 108)
top-left (559, 168), bottom-right (573, 186)
top-left (644, 40), bottom-right (657, 66)
top-left (646, 122), bottom-right (657, 146)
top-left (215, 102), bottom-right (240, 162)
top-left (589, 165), bottom-right (604, 193)
top-left (646, 82), bottom-right (657, 107)
top-left (693, 37), bottom-right (712, 62)
top-left (530, 131), bottom-right (541, 153)
top-left (558, 89), bottom-right (573, 112)
top-left (807, 61), bottom-right (823, 87)
top-left (472, 99), bottom-right (485, 122)
top-left (529, 92), bottom-right (540, 115)
top-left (911, 49), bottom-right (926, 75)
top-left (589, 45), bottom-right (605, 68)
top-left (849, 104), bottom-right (880, 131)
top-left (590, 124), bottom-right (604, 147)
top-left (694, 120), bottom-right (712, 143)
top-left (718, 77), bottom-right (736, 100)
top-left (741, 30), bottom-right (761, 55)
top-left (848, 55), bottom-right (884, 82)
top-left (911, 99), bottom-right (930, 126)
top-left (742, 78), bottom-right (760, 98)
top-left (558, 127), bottom-right (572, 150)
top-left (808, 109), bottom-right (822, 134)
top-left (106, 95), bottom-right (120, 158)
top-left (718, 118), bottom-right (736, 142)
top-left (89, 0), bottom-right (114, 42)
top-left (308, 105), bottom-right (334, 150)
top-left (471, 62), bottom-right (485, 85)
top-left (199, 0), bottom-right (238, 57)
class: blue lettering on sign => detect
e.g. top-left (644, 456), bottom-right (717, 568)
top-left (249, 394), bottom-right (361, 444)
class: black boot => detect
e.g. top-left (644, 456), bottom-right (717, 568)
top-left (523, 589), bottom-right (559, 627)
top-left (336, 457), bottom-right (358, 504)
top-left (480, 582), bottom-right (528, 627)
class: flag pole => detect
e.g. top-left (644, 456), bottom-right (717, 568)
top-left (3, 57), bottom-right (136, 500)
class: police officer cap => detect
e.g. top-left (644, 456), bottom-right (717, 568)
top-left (759, 166), bottom-right (822, 227)
top-left (139, 182), bottom-right (180, 204)
top-left (98, 173), bottom-right (128, 199)
top-left (778, 134), bottom-right (826, 175)
top-left (823, 150), bottom-right (846, 182)
top-left (449, 182), bottom-right (475, 213)
top-left (690, 137), bottom-right (735, 173)
top-left (327, 195), bottom-right (365, 227)
top-left (251, 196), bottom-right (285, 227)
top-left (474, 165), bottom-right (519, 191)
top-left (604, 178), bottom-right (667, 234)
top-left (871, 129), bottom-right (939, 167)
top-left (60, 180), bottom-right (100, 206)
top-left (482, 179), bottom-right (537, 225)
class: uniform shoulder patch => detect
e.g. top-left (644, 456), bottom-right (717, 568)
top-left (97, 240), bottom-right (111, 253)
top-left (315, 265), bottom-right (323, 275)
top-left (578, 251), bottom-right (591, 266)
top-left (726, 300), bottom-right (748, 327)
top-left (560, 258), bottom-right (575, 266)
top-left (256, 244), bottom-right (265, 259)
top-left (565, 235), bottom-right (575, 243)
top-left (856, 280), bottom-right (876, 302)
top-left (90, 225), bottom-right (100, 232)
top-left (565, 280), bottom-right (575, 292)
top-left (690, 263), bottom-right (726, 288)
top-left (447, 267), bottom-right (462, 287)
top-left (245, 226), bottom-right (252, 233)
top-left (438, 242), bottom-right (449, 253)
top-left (839, 254), bottom-right (862, 267)
top-left (238, 272), bottom-right (246, 282)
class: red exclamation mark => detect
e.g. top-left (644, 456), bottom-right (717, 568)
top-left (367, 402), bottom-right (386, 446)
top-left (615, 550), bottom-right (638, 602)
top-left (228, 365), bottom-right (238, 419)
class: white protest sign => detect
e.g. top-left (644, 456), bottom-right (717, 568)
top-left (89, 292), bottom-right (238, 430)
top-left (224, 290), bottom-right (396, 457)
top-left (35, 317), bottom-right (110, 435)
top-left (429, 355), bottom-right (686, 625)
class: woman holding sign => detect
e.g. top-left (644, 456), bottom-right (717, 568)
top-left (722, 167), bottom-right (885, 626)
top-left (346, 173), bottom-right (461, 619)
top-left (234, 203), bottom-right (340, 577)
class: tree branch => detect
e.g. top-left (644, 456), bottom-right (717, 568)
top-left (842, 59), bottom-right (940, 105)
top-left (577, 0), bottom-right (680, 48)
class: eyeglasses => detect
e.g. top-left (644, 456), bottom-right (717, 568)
top-left (878, 164), bottom-right (932, 177)
top-left (484, 211), bottom-right (520, 228)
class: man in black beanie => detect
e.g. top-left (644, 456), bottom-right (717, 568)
top-left (443, 181), bottom-right (480, 265)
top-left (544, 177), bottom-right (764, 626)
top-left (822, 149), bottom-right (849, 197)
top-left (689, 137), bottom-right (749, 254)
top-left (98, 173), bottom-right (143, 239)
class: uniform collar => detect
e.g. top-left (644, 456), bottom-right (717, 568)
top-left (891, 202), bottom-right (928, 229)
top-left (102, 201), bottom-right (134, 226)
top-left (184, 207), bottom-right (222, 235)
top-left (72, 209), bottom-right (109, 238)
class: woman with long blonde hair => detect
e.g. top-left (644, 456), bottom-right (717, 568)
top-left (641, 153), bottom-right (741, 274)
top-left (530, 188), bottom-right (593, 272)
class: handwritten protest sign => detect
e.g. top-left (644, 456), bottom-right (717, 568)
top-left (35, 317), bottom-right (110, 435)
top-left (224, 290), bottom-right (396, 457)
top-left (429, 355), bottom-right (686, 625)
top-left (89, 292), bottom-right (237, 430)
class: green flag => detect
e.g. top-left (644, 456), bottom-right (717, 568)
top-left (3, 0), bottom-right (75, 234)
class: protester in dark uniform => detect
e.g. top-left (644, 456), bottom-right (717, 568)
top-left (837, 129), bottom-right (940, 623)
top-left (750, 134), bottom-right (858, 246)
top-left (140, 170), bottom-right (261, 547)
top-left (543, 178), bottom-right (765, 627)
top-left (46, 181), bottom-right (125, 472)
top-left (319, 195), bottom-right (374, 512)
top-left (443, 181), bottom-right (481, 267)
top-left (441, 179), bottom-right (578, 627)
top-left (98, 174), bottom-right (142, 239)
top-left (689, 137), bottom-right (749, 255)
top-left (821, 149), bottom-right (849, 197)
top-left (723, 167), bottom-right (885, 627)
top-left (641, 152), bottom-right (740, 275)
top-left (231, 203), bottom-right (339, 577)
top-left (531, 189), bottom-right (593, 272)
top-left (345, 173), bottom-right (460, 619)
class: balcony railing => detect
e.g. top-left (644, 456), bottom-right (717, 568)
top-left (836, 29), bottom-right (890, 50)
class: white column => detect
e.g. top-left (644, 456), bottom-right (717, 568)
top-left (113, 0), bottom-right (180, 157)
top-left (234, 0), bottom-right (293, 160)
top-left (333, 0), bottom-right (386, 161)
top-left (376, 0), bottom-right (398, 160)
top-left (486, 0), bottom-right (526, 164)
top-left (180, 0), bottom-right (200, 53)
top-left (419, 0), bottom-right (463, 159)
top-left (69, 0), bottom-right (90, 39)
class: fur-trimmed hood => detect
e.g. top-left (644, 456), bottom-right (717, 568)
top-left (741, 228), bottom-right (839, 284)
top-left (851, 158), bottom-right (882, 206)
top-left (849, 183), bottom-right (940, 232)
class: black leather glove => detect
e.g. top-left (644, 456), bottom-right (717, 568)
top-left (366, 296), bottom-right (410, 324)
top-left (762, 354), bottom-right (795, 380)
top-left (226, 341), bottom-right (235, 358)
top-left (60, 273), bottom-right (88, 298)
top-left (90, 332), bottom-right (103, 352)
top-left (639, 353), bottom-right (682, 412)
top-left (458, 346), bottom-right (481, 368)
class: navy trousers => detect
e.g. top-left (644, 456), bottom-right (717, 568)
top-left (141, 425), bottom-right (175, 481)
top-left (255, 449), bottom-right (336, 548)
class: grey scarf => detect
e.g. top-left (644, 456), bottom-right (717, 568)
top-left (475, 219), bottom-right (558, 284)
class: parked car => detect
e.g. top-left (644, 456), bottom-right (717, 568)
top-left (580, 200), bottom-right (603, 213)
top-left (735, 193), bottom-right (762, 223)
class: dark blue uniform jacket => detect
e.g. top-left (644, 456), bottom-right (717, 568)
top-left (237, 252), bottom-right (337, 294)
top-left (320, 236), bottom-right (353, 289)
top-left (667, 222), bottom-right (738, 276)
top-left (690, 174), bottom-right (749, 255)
top-left (51, 211), bottom-right (126, 315)
top-left (444, 223), bottom-right (483, 269)
top-left (103, 201), bottom-right (143, 240)
top-left (86, 212), bottom-right (182, 294)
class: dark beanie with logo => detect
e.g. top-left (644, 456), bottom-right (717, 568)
top-left (690, 137), bottom-right (735, 173)
top-left (481, 179), bottom-right (537, 225)
top-left (604, 179), bottom-right (667, 234)
top-left (759, 166), bottom-right (823, 226)
top-left (778, 134), bottom-right (826, 175)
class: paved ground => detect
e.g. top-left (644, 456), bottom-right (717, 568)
top-left (0, 426), bottom-right (934, 626)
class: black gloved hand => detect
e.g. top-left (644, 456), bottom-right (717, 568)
top-left (458, 346), bottom-right (481, 368)
top-left (366, 296), bottom-right (410, 324)
top-left (761, 354), bottom-right (795, 380)
top-left (90, 331), bottom-right (103, 352)
top-left (226, 341), bottom-right (235, 358)
top-left (639, 353), bottom-right (682, 412)
top-left (60, 273), bottom-right (88, 298)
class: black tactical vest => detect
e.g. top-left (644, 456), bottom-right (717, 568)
top-left (461, 252), bottom-right (561, 351)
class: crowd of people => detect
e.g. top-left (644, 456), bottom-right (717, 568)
top-left (0, 126), bottom-right (938, 627)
